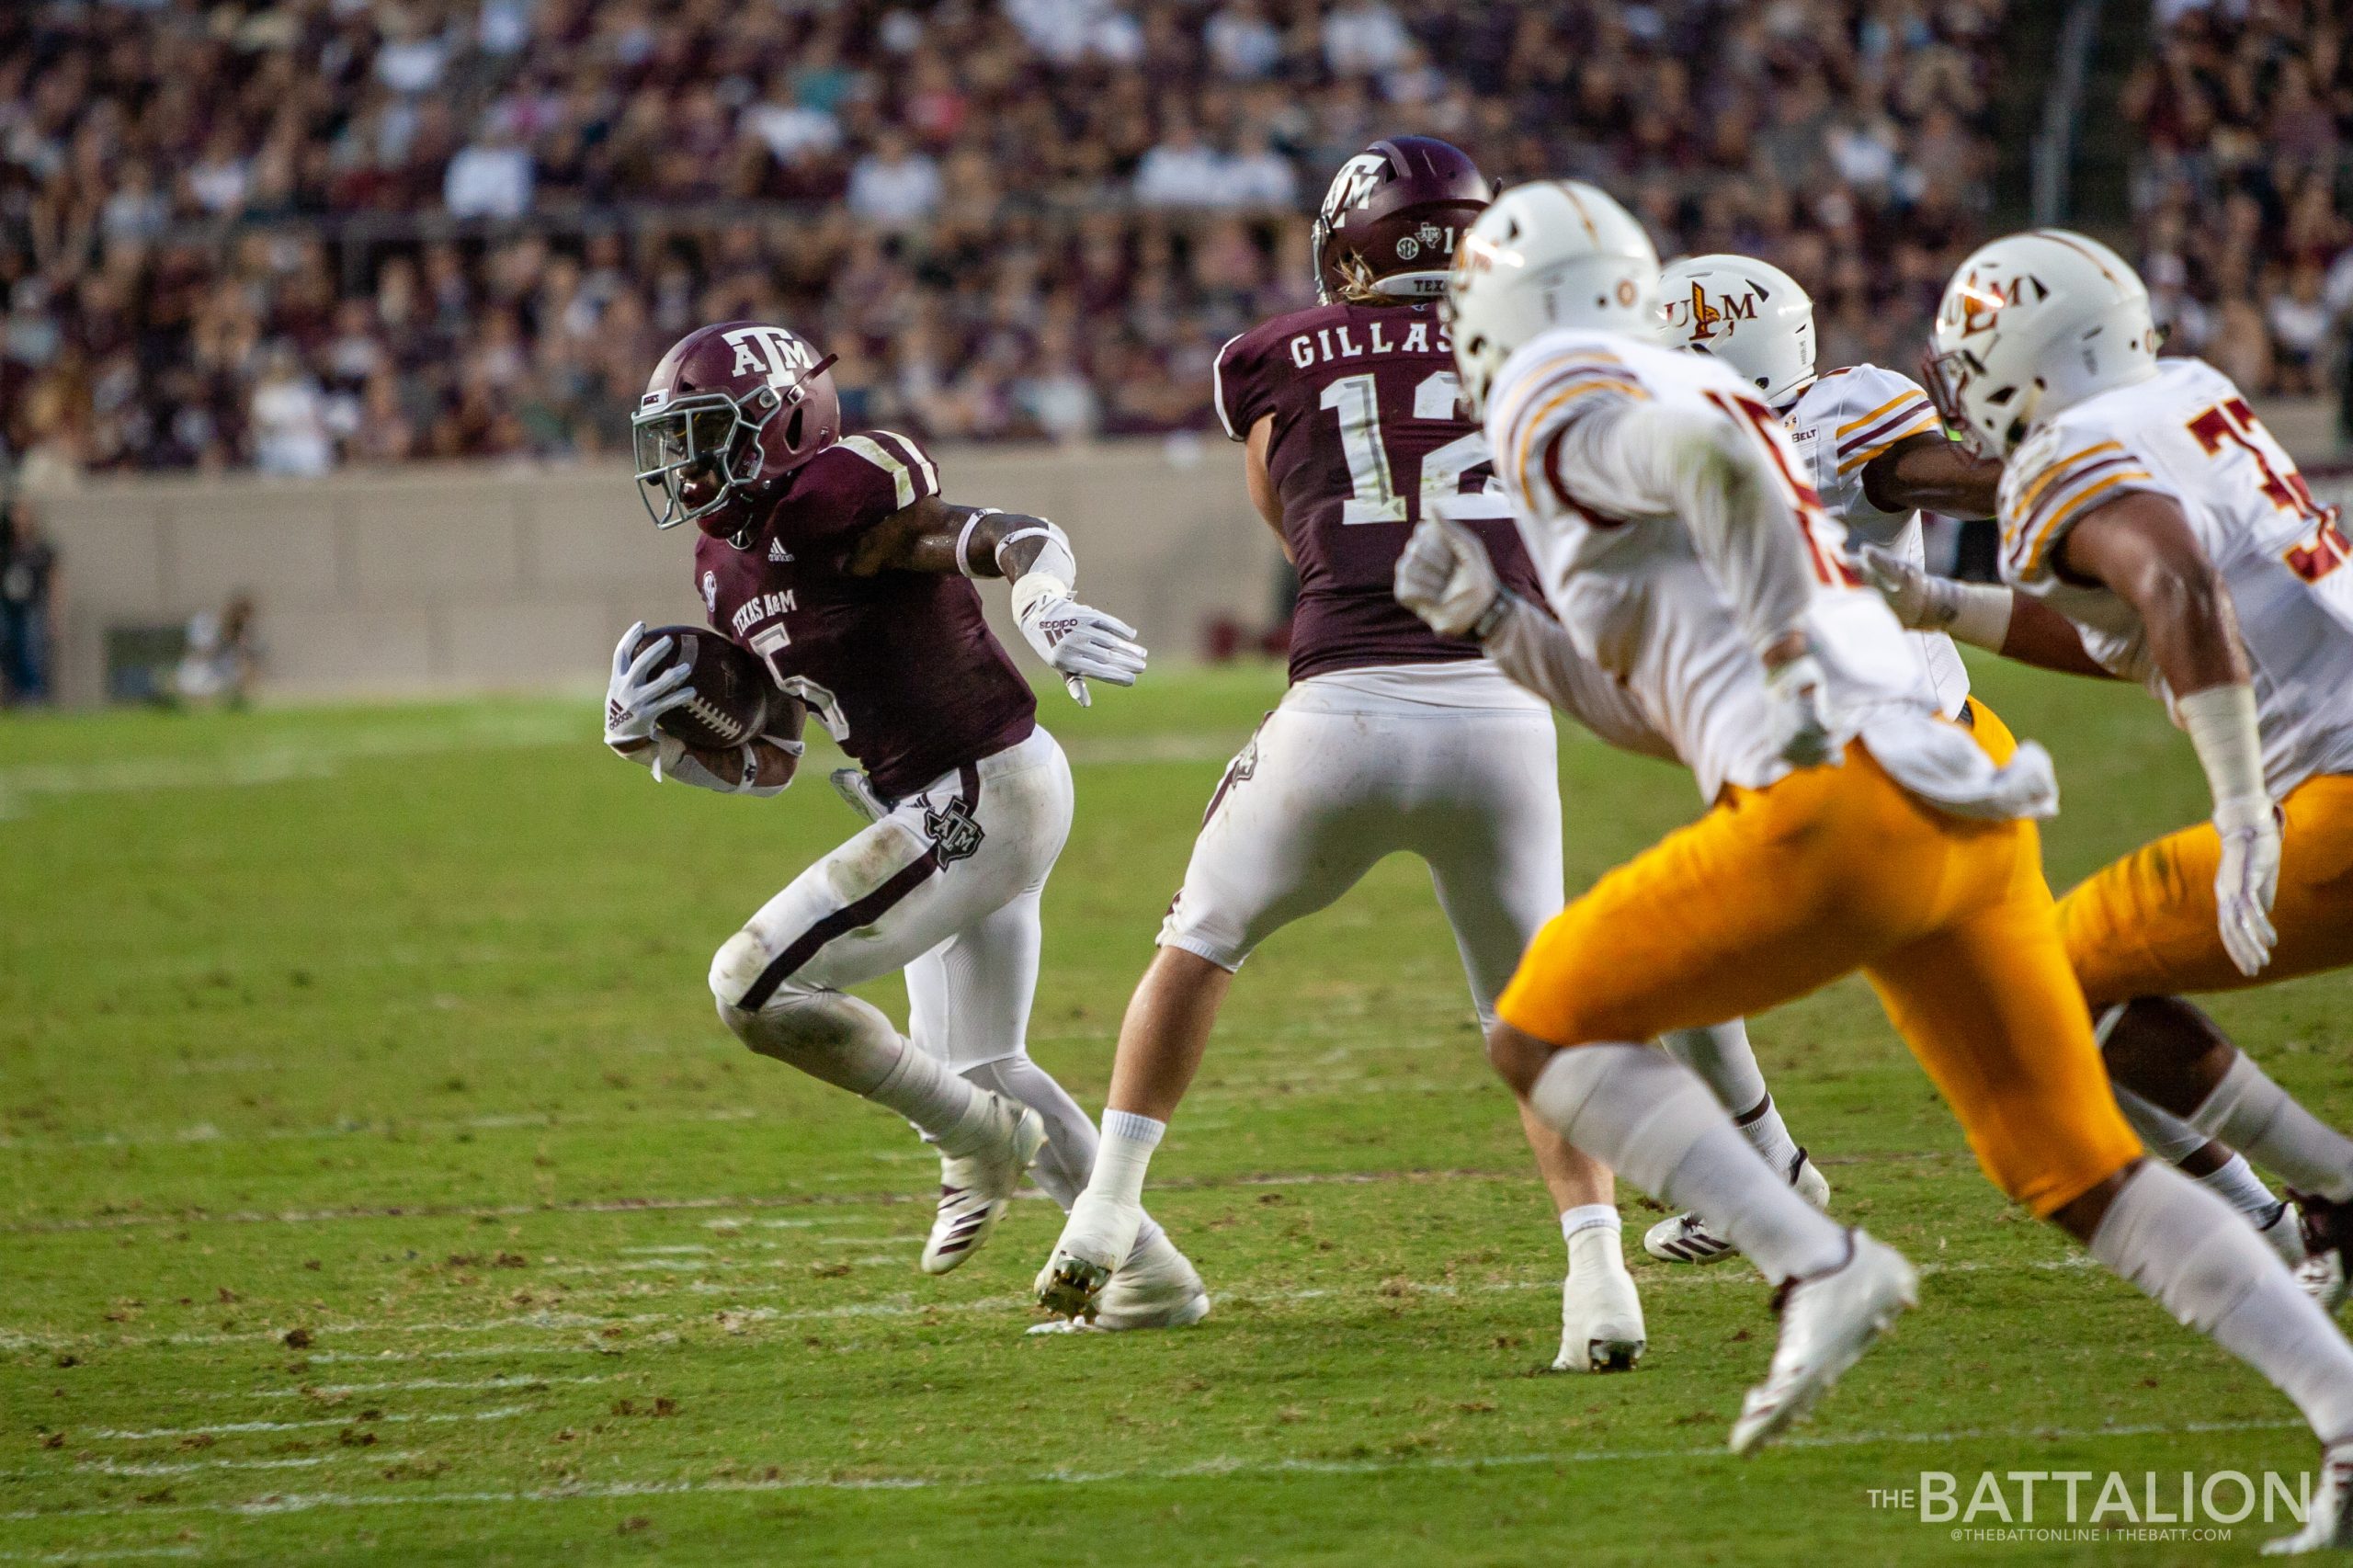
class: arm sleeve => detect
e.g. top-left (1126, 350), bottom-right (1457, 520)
top-left (1211, 330), bottom-right (1268, 442)
top-left (1539, 396), bottom-right (1818, 656)
top-left (1482, 594), bottom-right (1679, 762)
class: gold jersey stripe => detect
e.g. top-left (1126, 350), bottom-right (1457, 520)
top-left (2020, 470), bottom-right (2154, 574)
top-left (2013, 440), bottom-right (2124, 518)
top-left (1834, 411), bottom-right (1942, 475)
top-left (1835, 391), bottom-right (1919, 437)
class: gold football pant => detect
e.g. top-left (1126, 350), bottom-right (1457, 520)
top-left (2061, 773), bottom-right (2353, 1007)
top-left (1499, 707), bottom-right (2140, 1218)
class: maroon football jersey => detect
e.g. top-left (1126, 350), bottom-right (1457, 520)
top-left (693, 429), bottom-right (1036, 801)
top-left (1213, 301), bottom-right (1546, 684)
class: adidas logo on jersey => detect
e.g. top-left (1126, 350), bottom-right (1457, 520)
top-left (769, 540), bottom-right (794, 563)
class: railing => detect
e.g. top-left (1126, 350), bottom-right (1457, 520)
top-left (2029, 0), bottom-right (2104, 225)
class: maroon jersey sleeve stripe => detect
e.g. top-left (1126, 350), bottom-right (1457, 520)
top-left (861, 429), bottom-right (942, 500)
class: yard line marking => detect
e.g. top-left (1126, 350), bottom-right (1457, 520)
top-left (0, 1417), bottom-right (2313, 1526)
top-left (85, 1406), bottom-right (529, 1441)
top-left (0, 1255), bottom-right (2111, 1353)
top-left (3, 1157), bottom-right (1975, 1234)
top-left (0, 1548), bottom-right (203, 1562)
top-left (76, 1452), bottom-right (419, 1477)
top-left (0, 1106), bottom-right (761, 1153)
top-left (189, 1374), bottom-right (612, 1401)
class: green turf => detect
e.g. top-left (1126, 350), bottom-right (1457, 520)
top-left (4, 656), bottom-right (2349, 1565)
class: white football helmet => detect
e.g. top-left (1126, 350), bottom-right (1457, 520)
top-left (1927, 230), bottom-right (2158, 458)
top-left (1660, 254), bottom-right (1816, 408)
top-left (1445, 180), bottom-right (1661, 415)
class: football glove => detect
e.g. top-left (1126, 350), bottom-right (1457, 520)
top-left (1394, 516), bottom-right (1505, 639)
top-left (603, 621), bottom-right (695, 748)
top-left (1012, 583), bottom-right (1148, 706)
top-left (2213, 794), bottom-right (2282, 977)
top-left (1763, 651), bottom-right (1843, 768)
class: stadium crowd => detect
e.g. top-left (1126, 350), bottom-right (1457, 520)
top-left (4, 0), bottom-right (2012, 475)
top-left (2127, 0), bottom-right (2353, 409)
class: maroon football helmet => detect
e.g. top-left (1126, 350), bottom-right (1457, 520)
top-left (631, 321), bottom-right (840, 538)
top-left (1312, 136), bottom-right (1492, 305)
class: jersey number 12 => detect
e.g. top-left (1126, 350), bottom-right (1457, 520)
top-left (1320, 370), bottom-right (1499, 525)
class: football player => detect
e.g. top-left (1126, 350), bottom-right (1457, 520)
top-left (1035, 136), bottom-right (1724, 1363)
top-left (608, 321), bottom-right (1203, 1309)
top-left (1650, 254), bottom-right (2315, 1275)
top-left (1386, 183), bottom-right (2353, 1519)
top-left (1857, 235), bottom-right (2353, 1336)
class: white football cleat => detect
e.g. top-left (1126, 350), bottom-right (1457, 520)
top-left (1555, 1229), bottom-right (1645, 1372)
top-left (920, 1095), bottom-right (1046, 1276)
top-left (1728, 1230), bottom-right (1915, 1456)
top-left (1645, 1148), bottom-right (1830, 1267)
top-left (2292, 1192), bottom-right (2353, 1317)
top-left (2265, 1443), bottom-right (2353, 1554)
top-left (1033, 1187), bottom-right (1145, 1320)
top-left (1027, 1230), bottom-right (1211, 1335)
top-left (2301, 1250), bottom-right (2351, 1316)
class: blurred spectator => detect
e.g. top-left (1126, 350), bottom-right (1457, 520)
top-left (0, 0), bottom-right (2016, 472)
top-left (0, 497), bottom-right (59, 707)
top-left (176, 593), bottom-right (261, 709)
top-left (2127, 2), bottom-right (2353, 398)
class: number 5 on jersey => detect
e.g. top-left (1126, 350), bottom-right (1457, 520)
top-left (747, 622), bottom-right (850, 740)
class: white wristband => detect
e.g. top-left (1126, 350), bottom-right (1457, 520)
top-left (953, 508), bottom-right (999, 578)
top-left (996, 520), bottom-right (1077, 593)
top-left (1941, 582), bottom-right (2015, 651)
top-left (2177, 683), bottom-right (2268, 819)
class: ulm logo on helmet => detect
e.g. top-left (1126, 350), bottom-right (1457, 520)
top-left (723, 325), bottom-right (819, 390)
top-left (1950, 270), bottom-right (2048, 337)
top-left (1666, 282), bottom-right (1757, 341)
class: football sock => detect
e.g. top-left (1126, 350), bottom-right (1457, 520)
top-left (1660, 1020), bottom-right (1768, 1119)
top-left (869, 1034), bottom-right (994, 1155)
top-left (2111, 1083), bottom-right (2211, 1164)
top-left (2196, 1150), bottom-right (2288, 1223)
top-left (2191, 1053), bottom-right (2353, 1203)
top-left (1092, 1109), bottom-right (1165, 1210)
top-left (1527, 1043), bottom-right (1848, 1283)
top-left (1564, 1212), bottom-right (1626, 1279)
top-left (1560, 1203), bottom-right (1620, 1263)
top-left (966, 1057), bottom-right (1165, 1251)
top-left (2090, 1161), bottom-right (2353, 1446)
top-left (1733, 1095), bottom-right (1802, 1175)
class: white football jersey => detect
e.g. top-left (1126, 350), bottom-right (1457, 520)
top-left (1999, 358), bottom-right (2353, 797)
top-left (1785, 364), bottom-right (1971, 717)
top-left (1486, 329), bottom-right (1930, 802)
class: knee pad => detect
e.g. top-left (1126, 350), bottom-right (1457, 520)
top-left (710, 929), bottom-right (768, 1011)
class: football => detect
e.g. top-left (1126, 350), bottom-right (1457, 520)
top-left (630, 623), bottom-right (768, 752)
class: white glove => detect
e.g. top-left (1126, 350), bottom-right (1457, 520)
top-left (1852, 543), bottom-right (2015, 649)
top-left (1013, 582), bottom-right (1147, 706)
top-left (2212, 794), bottom-right (2281, 977)
top-left (604, 621), bottom-right (694, 747)
top-left (1394, 516), bottom-right (1505, 638)
top-left (1853, 543), bottom-right (1938, 628)
top-left (1763, 652), bottom-right (1843, 767)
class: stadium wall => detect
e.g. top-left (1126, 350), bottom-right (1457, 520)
top-left (39, 397), bottom-right (2347, 708)
top-left (40, 436), bottom-right (1283, 707)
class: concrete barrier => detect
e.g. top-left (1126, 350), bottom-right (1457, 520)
top-left (36, 394), bottom-right (2347, 709)
top-left (39, 434), bottom-right (1284, 707)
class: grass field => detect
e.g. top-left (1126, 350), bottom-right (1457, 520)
top-left (5, 654), bottom-right (2351, 1566)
